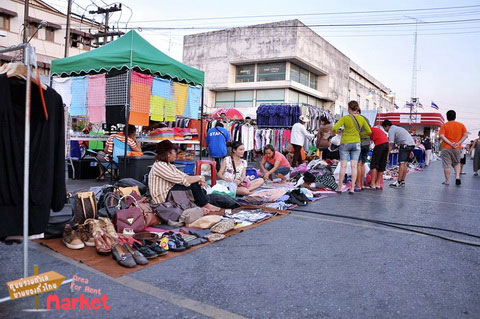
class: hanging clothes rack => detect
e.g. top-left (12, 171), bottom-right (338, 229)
top-left (0, 43), bottom-right (36, 278)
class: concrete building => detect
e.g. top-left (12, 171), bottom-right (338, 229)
top-left (183, 20), bottom-right (394, 117)
top-left (0, 0), bottom-right (104, 74)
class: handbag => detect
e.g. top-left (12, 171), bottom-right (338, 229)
top-left (179, 207), bottom-right (204, 225)
top-left (71, 191), bottom-right (97, 224)
top-left (113, 196), bottom-right (145, 233)
top-left (44, 204), bottom-right (74, 239)
top-left (166, 190), bottom-right (197, 210)
top-left (211, 218), bottom-right (235, 234)
top-left (151, 202), bottom-right (183, 224)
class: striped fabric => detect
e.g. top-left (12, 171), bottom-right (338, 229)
top-left (105, 133), bottom-right (138, 154)
top-left (148, 161), bottom-right (190, 204)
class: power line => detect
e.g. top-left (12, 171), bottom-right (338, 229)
top-left (122, 4), bottom-right (480, 24)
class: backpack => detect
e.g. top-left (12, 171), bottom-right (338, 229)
top-left (70, 191), bottom-right (98, 224)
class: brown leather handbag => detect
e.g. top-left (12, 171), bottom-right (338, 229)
top-left (113, 195), bottom-right (145, 233)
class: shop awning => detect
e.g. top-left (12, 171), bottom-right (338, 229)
top-left (50, 30), bottom-right (204, 86)
top-left (375, 112), bottom-right (445, 127)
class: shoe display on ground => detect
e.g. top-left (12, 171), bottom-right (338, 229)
top-left (62, 224), bottom-right (85, 250)
top-left (93, 231), bottom-right (111, 254)
top-left (111, 243), bottom-right (137, 268)
top-left (78, 220), bottom-right (95, 247)
top-left (99, 217), bottom-right (118, 239)
top-left (144, 239), bottom-right (169, 255)
top-left (123, 243), bottom-right (148, 265)
top-left (132, 242), bottom-right (158, 259)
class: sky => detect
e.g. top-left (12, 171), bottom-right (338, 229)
top-left (45, 0), bottom-right (480, 140)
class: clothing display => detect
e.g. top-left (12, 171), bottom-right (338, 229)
top-left (87, 74), bottom-right (106, 123)
top-left (241, 124), bottom-right (255, 151)
top-left (256, 104), bottom-right (301, 127)
top-left (255, 128), bottom-right (291, 152)
top-left (51, 77), bottom-right (72, 107)
top-left (70, 76), bottom-right (88, 116)
top-left (185, 86), bottom-right (201, 120)
top-left (0, 75), bottom-right (66, 238)
top-left (129, 72), bottom-right (153, 126)
top-left (173, 82), bottom-right (189, 118)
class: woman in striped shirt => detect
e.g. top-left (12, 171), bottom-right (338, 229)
top-left (148, 140), bottom-right (220, 213)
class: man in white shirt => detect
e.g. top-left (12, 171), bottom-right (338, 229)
top-left (291, 116), bottom-right (314, 167)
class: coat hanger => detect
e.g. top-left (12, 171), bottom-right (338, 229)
top-left (1, 63), bottom-right (48, 119)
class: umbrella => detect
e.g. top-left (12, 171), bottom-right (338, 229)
top-left (211, 108), bottom-right (244, 120)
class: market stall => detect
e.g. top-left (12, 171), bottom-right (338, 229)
top-left (50, 30), bottom-right (205, 177)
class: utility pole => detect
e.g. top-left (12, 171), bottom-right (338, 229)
top-left (64, 0), bottom-right (72, 57)
top-left (89, 4), bottom-right (122, 45)
top-left (23, 0), bottom-right (29, 43)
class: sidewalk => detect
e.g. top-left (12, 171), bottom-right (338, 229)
top-left (1, 160), bottom-right (479, 318)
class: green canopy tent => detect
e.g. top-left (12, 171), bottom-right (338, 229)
top-left (51, 30), bottom-right (205, 165)
top-left (51, 30), bottom-right (203, 86)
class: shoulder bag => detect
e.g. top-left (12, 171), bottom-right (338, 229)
top-left (113, 195), bottom-right (145, 233)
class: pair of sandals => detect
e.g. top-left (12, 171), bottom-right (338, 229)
top-left (162, 232), bottom-right (190, 252)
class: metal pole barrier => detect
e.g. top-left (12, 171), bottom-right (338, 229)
top-left (23, 44), bottom-right (32, 278)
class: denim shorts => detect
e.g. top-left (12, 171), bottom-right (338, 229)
top-left (264, 162), bottom-right (291, 176)
top-left (339, 143), bottom-right (361, 161)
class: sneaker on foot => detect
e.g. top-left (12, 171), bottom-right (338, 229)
top-left (389, 181), bottom-right (402, 188)
top-left (456, 179), bottom-right (461, 186)
top-left (399, 181), bottom-right (405, 187)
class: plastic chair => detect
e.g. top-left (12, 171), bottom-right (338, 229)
top-left (195, 160), bottom-right (217, 186)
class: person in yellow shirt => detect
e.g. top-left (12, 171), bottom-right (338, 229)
top-left (332, 101), bottom-right (371, 194)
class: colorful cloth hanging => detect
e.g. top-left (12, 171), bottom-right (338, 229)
top-left (184, 85), bottom-right (201, 119)
top-left (52, 77), bottom-right (72, 107)
top-left (70, 76), bottom-right (88, 116)
top-left (129, 72), bottom-right (153, 126)
top-left (173, 82), bottom-right (188, 117)
top-left (87, 74), bottom-right (106, 123)
top-left (150, 77), bottom-right (173, 121)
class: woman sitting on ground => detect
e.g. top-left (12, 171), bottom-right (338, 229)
top-left (260, 144), bottom-right (291, 182)
top-left (217, 141), bottom-right (265, 195)
top-left (148, 140), bottom-right (220, 214)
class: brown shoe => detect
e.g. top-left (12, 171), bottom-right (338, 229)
top-left (62, 224), bottom-right (85, 250)
top-left (93, 231), bottom-right (110, 254)
top-left (112, 243), bottom-right (137, 268)
top-left (78, 220), bottom-right (95, 247)
top-left (99, 217), bottom-right (118, 239)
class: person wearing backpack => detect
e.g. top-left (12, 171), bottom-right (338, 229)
top-left (332, 101), bottom-right (371, 194)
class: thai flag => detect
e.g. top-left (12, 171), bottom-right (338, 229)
top-left (418, 103), bottom-right (423, 108)
top-left (394, 103), bottom-right (399, 109)
top-left (406, 102), bottom-right (414, 108)
top-left (431, 101), bottom-right (439, 110)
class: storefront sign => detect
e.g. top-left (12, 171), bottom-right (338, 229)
top-left (399, 114), bottom-right (422, 123)
top-left (7, 271), bottom-right (65, 300)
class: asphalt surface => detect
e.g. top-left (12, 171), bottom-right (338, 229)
top-left (0, 159), bottom-right (479, 318)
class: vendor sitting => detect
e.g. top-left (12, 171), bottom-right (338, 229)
top-left (148, 140), bottom-right (220, 214)
top-left (217, 141), bottom-right (264, 196)
top-left (260, 144), bottom-right (291, 181)
top-left (98, 125), bottom-right (142, 181)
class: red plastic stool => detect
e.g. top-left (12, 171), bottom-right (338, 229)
top-left (195, 160), bottom-right (217, 186)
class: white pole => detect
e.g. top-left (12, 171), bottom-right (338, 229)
top-left (23, 44), bottom-right (32, 278)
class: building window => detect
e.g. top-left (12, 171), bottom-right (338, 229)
top-left (235, 64), bottom-right (255, 83)
top-left (290, 64), bottom-right (300, 82)
top-left (71, 33), bottom-right (80, 48)
top-left (83, 38), bottom-right (92, 51)
top-left (27, 23), bottom-right (39, 39)
top-left (215, 91), bottom-right (254, 108)
top-left (290, 63), bottom-right (319, 90)
top-left (299, 68), bottom-right (309, 86)
top-left (309, 74), bottom-right (317, 89)
top-left (257, 62), bottom-right (285, 82)
top-left (0, 15), bottom-right (10, 31)
top-left (255, 89), bottom-right (285, 107)
top-left (45, 27), bottom-right (55, 42)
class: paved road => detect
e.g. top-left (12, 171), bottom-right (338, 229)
top-left (1, 160), bottom-right (479, 318)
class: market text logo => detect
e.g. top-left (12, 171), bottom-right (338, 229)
top-left (7, 271), bottom-right (65, 300)
top-left (46, 275), bottom-right (111, 310)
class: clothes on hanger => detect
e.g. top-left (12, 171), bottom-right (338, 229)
top-left (256, 104), bottom-right (301, 127)
top-left (0, 74), bottom-right (66, 238)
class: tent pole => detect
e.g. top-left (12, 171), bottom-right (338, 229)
top-left (199, 86), bottom-right (204, 161)
top-left (123, 69), bottom-right (131, 177)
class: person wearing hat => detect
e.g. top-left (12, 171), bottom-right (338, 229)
top-left (291, 115), bottom-right (314, 167)
top-left (148, 140), bottom-right (220, 213)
